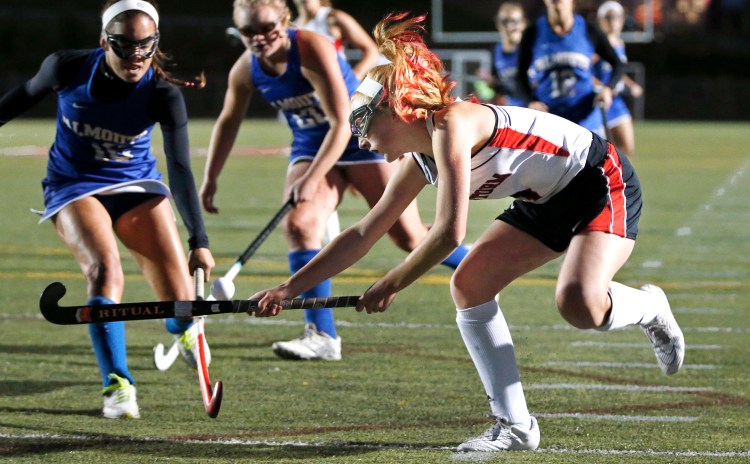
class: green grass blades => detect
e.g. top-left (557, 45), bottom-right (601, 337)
top-left (1, 119), bottom-right (749, 463)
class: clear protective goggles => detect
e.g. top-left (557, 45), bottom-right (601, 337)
top-left (105, 32), bottom-right (160, 60)
top-left (349, 88), bottom-right (384, 138)
top-left (237, 15), bottom-right (283, 37)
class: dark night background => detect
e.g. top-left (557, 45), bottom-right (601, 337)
top-left (1, 0), bottom-right (749, 120)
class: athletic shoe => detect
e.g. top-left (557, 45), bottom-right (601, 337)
top-left (102, 373), bottom-right (140, 419)
top-left (640, 284), bottom-right (685, 375)
top-left (272, 323), bottom-right (341, 360)
top-left (457, 416), bottom-right (540, 452)
top-left (175, 322), bottom-right (211, 369)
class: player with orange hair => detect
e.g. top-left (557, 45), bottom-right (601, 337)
top-left (250, 11), bottom-right (684, 452)
top-left (201, 1), bottom-right (468, 361)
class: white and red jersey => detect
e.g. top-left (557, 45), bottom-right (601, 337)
top-left (413, 104), bottom-right (595, 204)
top-left (295, 6), bottom-right (345, 55)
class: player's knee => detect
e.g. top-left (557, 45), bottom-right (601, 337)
top-left (85, 255), bottom-right (124, 290)
top-left (556, 283), bottom-right (608, 329)
top-left (283, 212), bottom-right (323, 245)
top-left (449, 267), bottom-right (495, 308)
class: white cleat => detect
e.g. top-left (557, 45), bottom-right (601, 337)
top-left (102, 374), bottom-right (140, 419)
top-left (640, 284), bottom-right (685, 375)
top-left (457, 416), bottom-right (540, 452)
top-left (272, 324), bottom-right (341, 361)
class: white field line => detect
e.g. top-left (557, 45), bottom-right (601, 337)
top-left (2, 433), bottom-right (748, 458)
top-left (674, 307), bottom-right (735, 315)
top-left (649, 159), bottom-right (750, 271)
top-left (534, 413), bottom-right (698, 422)
top-left (544, 361), bottom-right (718, 370)
top-left (570, 341), bottom-right (724, 350)
top-left (5, 311), bottom-right (750, 335)
top-left (668, 293), bottom-right (738, 299)
top-left (526, 384), bottom-right (713, 393)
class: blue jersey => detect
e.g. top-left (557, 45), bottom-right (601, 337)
top-left (593, 42), bottom-right (631, 126)
top-left (493, 42), bottom-right (525, 107)
top-left (528, 15), bottom-right (598, 123)
top-left (593, 42), bottom-right (626, 95)
top-left (251, 28), bottom-right (361, 159)
top-left (43, 48), bottom-right (163, 215)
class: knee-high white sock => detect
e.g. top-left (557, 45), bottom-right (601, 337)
top-left (456, 299), bottom-right (531, 427)
top-left (599, 281), bottom-right (660, 331)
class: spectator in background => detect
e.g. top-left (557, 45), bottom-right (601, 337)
top-left (593, 0), bottom-right (643, 156)
top-left (516, 0), bottom-right (624, 135)
top-left (473, 2), bottom-right (528, 106)
top-left (292, 0), bottom-right (383, 81)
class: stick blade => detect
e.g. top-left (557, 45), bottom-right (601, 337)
top-left (206, 380), bottom-right (223, 419)
top-left (39, 282), bottom-right (69, 324)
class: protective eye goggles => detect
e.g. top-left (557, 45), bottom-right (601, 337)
top-left (105, 32), bottom-right (160, 60)
top-left (237, 16), bottom-right (283, 37)
top-left (495, 16), bottom-right (523, 27)
top-left (349, 87), bottom-right (383, 138)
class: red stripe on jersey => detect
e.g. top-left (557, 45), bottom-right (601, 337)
top-left (585, 144), bottom-right (627, 236)
top-left (488, 128), bottom-right (571, 158)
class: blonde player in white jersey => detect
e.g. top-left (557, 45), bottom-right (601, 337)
top-left (292, 0), bottom-right (381, 81)
top-left (250, 12), bottom-right (685, 452)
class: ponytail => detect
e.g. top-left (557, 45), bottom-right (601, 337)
top-left (368, 12), bottom-right (455, 122)
top-left (152, 50), bottom-right (206, 89)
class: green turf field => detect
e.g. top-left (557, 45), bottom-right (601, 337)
top-left (1, 119), bottom-right (749, 463)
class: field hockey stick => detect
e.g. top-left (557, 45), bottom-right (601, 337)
top-left (193, 268), bottom-right (223, 419)
top-left (39, 281), bottom-right (359, 325)
top-left (153, 198), bottom-right (294, 370)
top-left (599, 102), bottom-right (613, 140)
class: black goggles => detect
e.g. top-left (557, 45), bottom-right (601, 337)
top-left (105, 32), bottom-right (160, 60)
top-left (349, 88), bottom-right (384, 138)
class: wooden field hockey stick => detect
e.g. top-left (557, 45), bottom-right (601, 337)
top-left (193, 268), bottom-right (223, 419)
top-left (39, 281), bottom-right (360, 325)
top-left (153, 197), bottom-right (294, 370)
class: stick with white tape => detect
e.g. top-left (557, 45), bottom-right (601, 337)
top-left (153, 198), bottom-right (293, 370)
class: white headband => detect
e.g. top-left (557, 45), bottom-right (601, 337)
top-left (355, 77), bottom-right (383, 99)
top-left (102, 0), bottom-right (160, 31)
top-left (597, 1), bottom-right (624, 19)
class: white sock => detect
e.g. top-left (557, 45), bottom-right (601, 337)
top-left (456, 299), bottom-right (531, 428)
top-left (598, 281), bottom-right (660, 331)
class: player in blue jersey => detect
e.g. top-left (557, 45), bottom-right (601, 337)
top-left (199, 0), bottom-right (468, 361)
top-left (473, 2), bottom-right (528, 106)
top-left (0, 0), bottom-right (215, 419)
top-left (516, 0), bottom-right (624, 134)
top-left (593, 0), bottom-right (643, 156)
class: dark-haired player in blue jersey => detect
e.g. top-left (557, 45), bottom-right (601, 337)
top-left (516, 0), bottom-right (624, 135)
top-left (0, 0), bottom-right (215, 419)
top-left (199, 0), bottom-right (468, 361)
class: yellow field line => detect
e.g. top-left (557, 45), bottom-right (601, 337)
top-left (1, 269), bottom-right (748, 291)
